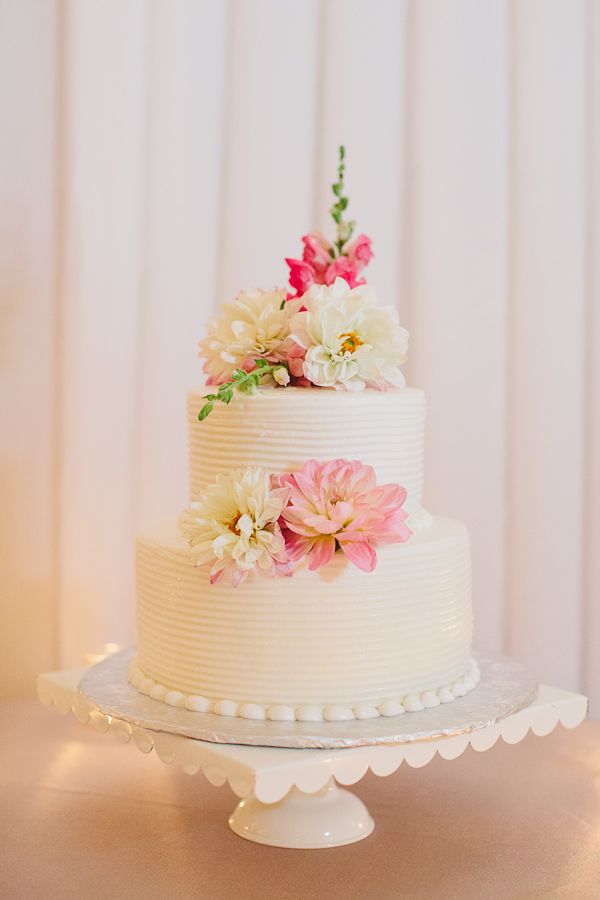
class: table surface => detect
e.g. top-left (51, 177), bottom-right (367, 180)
top-left (2, 700), bottom-right (600, 900)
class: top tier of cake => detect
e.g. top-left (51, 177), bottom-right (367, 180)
top-left (187, 386), bottom-right (429, 529)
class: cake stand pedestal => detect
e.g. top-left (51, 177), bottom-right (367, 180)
top-left (229, 777), bottom-right (373, 847)
top-left (37, 668), bottom-right (587, 849)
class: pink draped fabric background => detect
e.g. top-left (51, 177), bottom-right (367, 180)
top-left (1, 0), bottom-right (599, 713)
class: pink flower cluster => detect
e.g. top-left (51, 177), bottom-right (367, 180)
top-left (278, 459), bottom-right (411, 573)
top-left (285, 232), bottom-right (374, 298)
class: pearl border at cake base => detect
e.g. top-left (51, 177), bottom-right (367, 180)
top-left (76, 648), bottom-right (539, 750)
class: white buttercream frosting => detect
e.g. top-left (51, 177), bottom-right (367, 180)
top-left (187, 386), bottom-right (429, 529)
top-left (134, 516), bottom-right (475, 718)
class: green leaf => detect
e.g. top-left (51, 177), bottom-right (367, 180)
top-left (332, 182), bottom-right (342, 197)
top-left (198, 401), bottom-right (214, 421)
top-left (232, 369), bottom-right (246, 380)
top-left (203, 393), bottom-right (217, 401)
top-left (280, 298), bottom-right (286, 309)
top-left (254, 357), bottom-right (268, 368)
top-left (221, 390), bottom-right (233, 404)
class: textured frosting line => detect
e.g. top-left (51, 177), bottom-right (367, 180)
top-left (135, 516), bottom-right (473, 710)
top-left (187, 386), bottom-right (428, 525)
top-left (128, 657), bottom-right (480, 721)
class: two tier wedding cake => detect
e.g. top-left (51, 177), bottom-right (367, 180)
top-left (128, 148), bottom-right (479, 723)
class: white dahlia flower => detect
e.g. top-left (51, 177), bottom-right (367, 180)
top-left (199, 288), bottom-right (298, 385)
top-left (289, 278), bottom-right (408, 391)
top-left (180, 468), bottom-right (292, 587)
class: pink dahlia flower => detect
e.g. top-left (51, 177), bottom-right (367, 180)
top-left (279, 459), bottom-right (411, 573)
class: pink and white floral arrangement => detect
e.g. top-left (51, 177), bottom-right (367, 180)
top-left (180, 460), bottom-right (411, 587)
top-left (197, 147), bottom-right (409, 420)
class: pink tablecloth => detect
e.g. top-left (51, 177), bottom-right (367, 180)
top-left (1, 699), bottom-right (599, 899)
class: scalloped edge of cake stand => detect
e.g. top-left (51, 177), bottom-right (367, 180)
top-left (37, 669), bottom-right (588, 848)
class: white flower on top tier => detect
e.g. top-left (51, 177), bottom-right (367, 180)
top-left (199, 287), bottom-right (299, 385)
top-left (288, 278), bottom-right (409, 391)
top-left (180, 468), bottom-right (292, 587)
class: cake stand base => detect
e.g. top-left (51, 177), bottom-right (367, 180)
top-left (37, 669), bottom-right (588, 849)
top-left (229, 778), bottom-right (374, 848)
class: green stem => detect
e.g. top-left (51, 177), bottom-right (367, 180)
top-left (329, 145), bottom-right (354, 255)
top-left (198, 360), bottom-right (288, 420)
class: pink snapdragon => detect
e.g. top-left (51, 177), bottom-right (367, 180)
top-left (286, 342), bottom-right (307, 378)
top-left (285, 231), bottom-right (333, 297)
top-left (324, 255), bottom-right (364, 289)
top-left (346, 233), bottom-right (374, 269)
top-left (285, 247), bottom-right (366, 296)
top-left (278, 459), bottom-right (411, 572)
top-left (285, 258), bottom-right (317, 297)
top-left (302, 231), bottom-right (333, 276)
top-left (286, 230), bottom-right (374, 298)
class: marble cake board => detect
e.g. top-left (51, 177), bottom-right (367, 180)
top-left (37, 661), bottom-right (587, 849)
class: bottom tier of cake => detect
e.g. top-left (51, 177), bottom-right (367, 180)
top-left (131, 516), bottom-right (479, 721)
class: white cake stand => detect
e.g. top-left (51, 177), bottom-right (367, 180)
top-left (37, 667), bottom-right (587, 849)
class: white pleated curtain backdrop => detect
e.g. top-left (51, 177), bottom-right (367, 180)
top-left (1, 0), bottom-right (599, 713)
